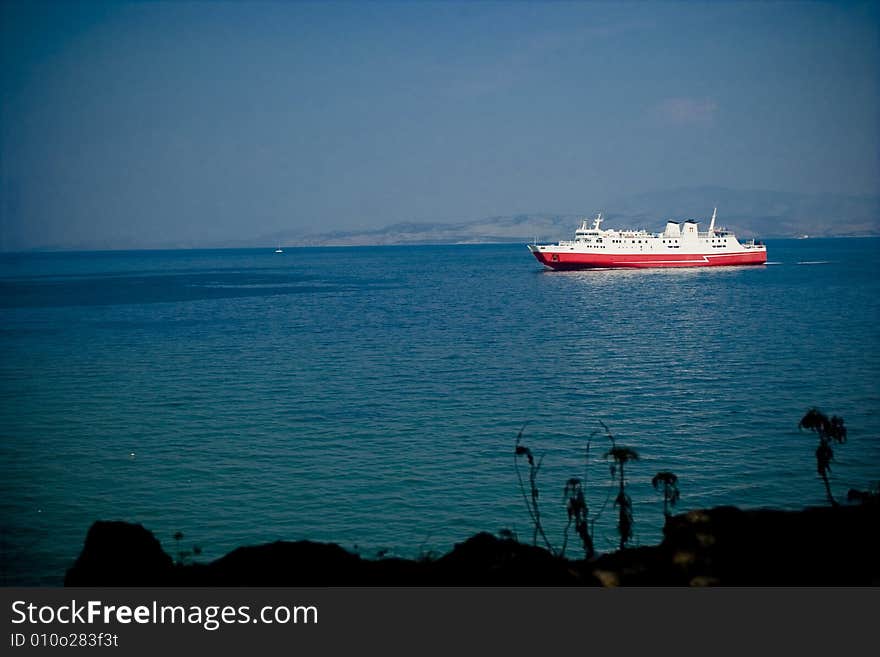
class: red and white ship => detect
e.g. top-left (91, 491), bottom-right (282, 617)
top-left (528, 209), bottom-right (767, 269)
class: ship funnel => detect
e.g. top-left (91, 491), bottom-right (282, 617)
top-left (664, 221), bottom-right (681, 237)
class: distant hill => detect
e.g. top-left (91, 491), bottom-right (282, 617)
top-left (17, 186), bottom-right (879, 251)
top-left (606, 186), bottom-right (880, 239)
top-left (261, 186), bottom-right (879, 247)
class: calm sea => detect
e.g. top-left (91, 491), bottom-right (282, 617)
top-left (1, 239), bottom-right (879, 584)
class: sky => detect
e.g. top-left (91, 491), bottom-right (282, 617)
top-left (1, 0), bottom-right (878, 250)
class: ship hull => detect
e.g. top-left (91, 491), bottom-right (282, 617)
top-left (528, 248), bottom-right (767, 270)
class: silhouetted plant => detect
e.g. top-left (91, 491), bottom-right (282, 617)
top-left (172, 531), bottom-right (184, 565)
top-left (587, 420), bottom-right (619, 543)
top-left (652, 471), bottom-right (680, 519)
top-left (605, 446), bottom-right (640, 550)
top-left (171, 531), bottom-right (202, 565)
top-left (561, 477), bottom-right (594, 559)
top-left (559, 425), bottom-right (601, 560)
top-left (514, 426), bottom-right (555, 553)
top-left (799, 408), bottom-right (847, 506)
top-left (514, 421), bottom-right (640, 557)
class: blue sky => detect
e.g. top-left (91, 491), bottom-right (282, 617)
top-left (1, 1), bottom-right (878, 249)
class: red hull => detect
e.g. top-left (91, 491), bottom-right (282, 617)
top-left (531, 249), bottom-right (767, 270)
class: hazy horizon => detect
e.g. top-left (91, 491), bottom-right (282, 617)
top-left (2, 1), bottom-right (878, 250)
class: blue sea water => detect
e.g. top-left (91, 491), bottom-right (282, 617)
top-left (1, 239), bottom-right (879, 585)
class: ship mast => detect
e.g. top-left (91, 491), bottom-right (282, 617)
top-left (708, 207), bottom-right (717, 234)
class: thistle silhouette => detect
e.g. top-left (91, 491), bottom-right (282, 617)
top-left (604, 446), bottom-right (640, 550)
top-left (514, 425), bottom-right (555, 553)
top-left (562, 477), bottom-right (594, 559)
top-left (652, 471), bottom-right (680, 519)
top-left (799, 408), bottom-right (847, 506)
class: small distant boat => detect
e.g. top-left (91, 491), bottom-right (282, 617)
top-left (528, 208), bottom-right (767, 269)
top-left (275, 246), bottom-right (284, 253)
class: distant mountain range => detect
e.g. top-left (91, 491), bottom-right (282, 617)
top-left (16, 186), bottom-right (879, 251)
top-left (262, 186), bottom-right (879, 247)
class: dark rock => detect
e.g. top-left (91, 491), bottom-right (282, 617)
top-left (64, 521), bottom-right (174, 586)
top-left (591, 504), bottom-right (880, 586)
top-left (432, 532), bottom-right (586, 585)
top-left (193, 540), bottom-right (365, 586)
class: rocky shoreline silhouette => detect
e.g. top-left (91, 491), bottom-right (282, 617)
top-left (65, 503), bottom-right (879, 586)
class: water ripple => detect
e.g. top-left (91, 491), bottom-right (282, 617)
top-left (1, 241), bottom-right (879, 583)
